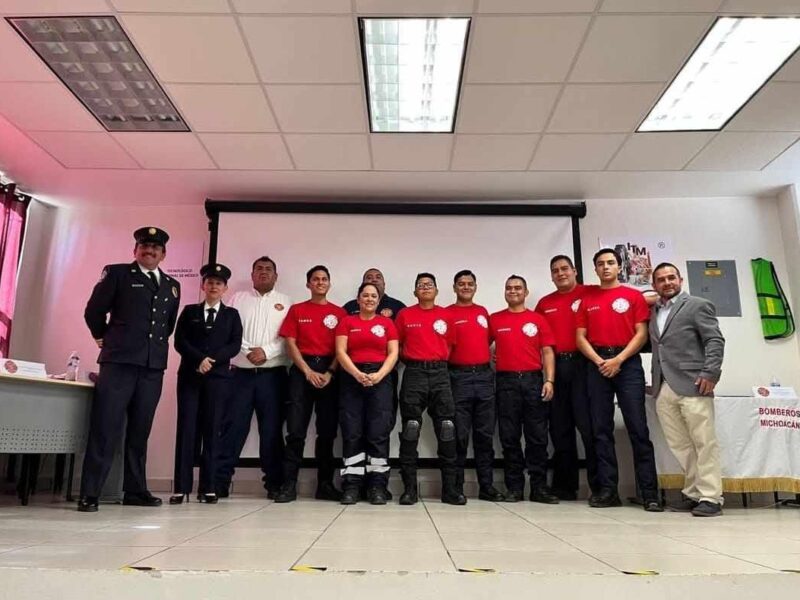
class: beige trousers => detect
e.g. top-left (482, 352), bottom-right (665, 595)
top-left (655, 382), bottom-right (723, 504)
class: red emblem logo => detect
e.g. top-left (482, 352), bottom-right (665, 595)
top-left (275, 303), bottom-right (285, 311)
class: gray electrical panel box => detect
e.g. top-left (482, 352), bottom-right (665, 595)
top-left (686, 260), bottom-right (742, 317)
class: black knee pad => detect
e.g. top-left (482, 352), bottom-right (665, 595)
top-left (439, 419), bottom-right (455, 442)
top-left (402, 420), bottom-right (421, 441)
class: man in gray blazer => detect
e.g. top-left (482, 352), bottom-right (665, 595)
top-left (650, 262), bottom-right (725, 517)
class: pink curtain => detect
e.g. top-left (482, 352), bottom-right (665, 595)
top-left (0, 184), bottom-right (28, 358)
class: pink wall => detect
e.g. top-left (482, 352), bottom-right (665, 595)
top-left (12, 202), bottom-right (209, 483)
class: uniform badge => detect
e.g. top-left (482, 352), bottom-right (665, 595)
top-left (171, 286), bottom-right (178, 298)
top-left (99, 267), bottom-right (108, 282)
top-left (148, 227), bottom-right (157, 235)
top-left (380, 308), bottom-right (393, 318)
top-left (371, 324), bottom-right (386, 338)
top-left (323, 314), bottom-right (339, 329)
top-left (433, 319), bottom-right (448, 335)
top-left (571, 299), bottom-right (581, 312)
top-left (275, 303), bottom-right (285, 311)
top-left (522, 322), bottom-right (538, 337)
top-left (477, 314), bottom-right (488, 328)
top-left (612, 298), bottom-right (630, 313)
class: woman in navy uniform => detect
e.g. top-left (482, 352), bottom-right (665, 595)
top-left (170, 264), bottom-right (242, 504)
top-left (79, 227), bottom-right (180, 512)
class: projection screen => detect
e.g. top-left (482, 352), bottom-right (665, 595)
top-left (209, 202), bottom-right (585, 462)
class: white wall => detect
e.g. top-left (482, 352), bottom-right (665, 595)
top-left (777, 185), bottom-right (800, 359)
top-left (582, 195), bottom-right (800, 394)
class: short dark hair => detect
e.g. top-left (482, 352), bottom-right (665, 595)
top-left (549, 255), bottom-right (575, 269)
top-left (252, 256), bottom-right (277, 272)
top-left (506, 274), bottom-right (527, 289)
top-left (362, 267), bottom-right (382, 280)
top-left (653, 262), bottom-right (682, 280)
top-left (593, 248), bottom-right (622, 266)
top-left (453, 269), bottom-right (476, 284)
top-left (306, 265), bottom-right (330, 282)
top-left (415, 272), bottom-right (437, 288)
top-left (357, 282), bottom-right (380, 296)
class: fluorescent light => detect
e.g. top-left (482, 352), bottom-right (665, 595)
top-left (360, 17), bottom-right (470, 133)
top-left (639, 17), bottom-right (800, 132)
top-left (6, 16), bottom-right (189, 132)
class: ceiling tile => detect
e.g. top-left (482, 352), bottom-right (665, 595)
top-left (451, 135), bottom-right (539, 171)
top-left (112, 133), bottom-right (216, 169)
top-left (240, 16), bottom-right (360, 84)
top-left (234, 0), bottom-right (351, 12)
top-left (199, 133), bottom-right (293, 169)
top-left (356, 0), bottom-right (474, 13)
top-left (111, 0), bottom-right (231, 12)
top-left (720, 0), bottom-right (800, 14)
top-left (600, 0), bottom-right (723, 11)
top-left (285, 134), bottom-right (370, 170)
top-left (0, 21), bottom-right (56, 82)
top-left (727, 83), bottom-right (800, 131)
top-left (27, 131), bottom-right (138, 168)
top-left (120, 15), bottom-right (257, 83)
top-left (762, 138), bottom-right (800, 172)
top-left (0, 82), bottom-right (101, 131)
top-left (686, 132), bottom-right (798, 170)
top-left (457, 85), bottom-right (560, 133)
top-left (570, 16), bottom-right (711, 83)
top-left (267, 85), bottom-right (366, 133)
top-left (466, 16), bottom-right (591, 83)
top-left (548, 84), bottom-right (662, 133)
top-left (530, 134), bottom-right (625, 170)
top-left (477, 0), bottom-right (598, 12)
top-left (371, 135), bottom-right (453, 170)
top-left (608, 132), bottom-right (714, 170)
top-left (774, 53), bottom-right (800, 82)
top-left (0, 1), bottom-right (109, 14)
top-left (166, 85), bottom-right (277, 132)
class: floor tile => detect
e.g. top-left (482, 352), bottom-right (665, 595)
top-left (133, 546), bottom-right (308, 571)
top-left (735, 554), bottom-right (800, 571)
top-left (560, 534), bottom-right (715, 555)
top-left (673, 536), bottom-right (800, 555)
top-left (313, 528), bottom-right (444, 550)
top-left (440, 530), bottom-right (574, 552)
top-left (535, 522), bottom-right (642, 536)
top-left (330, 513), bottom-right (435, 532)
top-left (299, 547), bottom-right (456, 573)
top-left (449, 550), bottom-right (616, 574)
top-left (0, 545), bottom-right (166, 569)
top-left (593, 553), bottom-right (778, 575)
top-left (430, 513), bottom-right (536, 533)
top-left (180, 528), bottom-right (320, 548)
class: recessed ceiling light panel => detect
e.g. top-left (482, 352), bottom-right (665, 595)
top-left (7, 16), bottom-right (189, 132)
top-left (360, 17), bottom-right (470, 133)
top-left (639, 17), bottom-right (800, 132)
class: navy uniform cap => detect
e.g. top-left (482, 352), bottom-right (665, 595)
top-left (200, 263), bottom-right (231, 283)
top-left (134, 226), bottom-right (169, 247)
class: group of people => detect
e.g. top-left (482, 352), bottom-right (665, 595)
top-left (76, 226), bottom-right (726, 518)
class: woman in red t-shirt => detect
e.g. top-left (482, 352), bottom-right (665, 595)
top-left (335, 283), bottom-right (399, 505)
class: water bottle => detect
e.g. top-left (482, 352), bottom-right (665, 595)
top-left (770, 374), bottom-right (781, 387)
top-left (66, 351), bottom-right (80, 382)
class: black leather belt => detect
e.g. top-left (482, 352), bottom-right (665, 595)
top-left (232, 366), bottom-right (285, 374)
top-left (496, 369), bottom-right (542, 378)
top-left (449, 363), bottom-right (492, 373)
top-left (354, 362), bottom-right (383, 370)
top-left (404, 360), bottom-right (447, 369)
top-left (302, 354), bottom-right (334, 362)
top-left (592, 345), bottom-right (626, 357)
top-left (557, 351), bottom-right (579, 360)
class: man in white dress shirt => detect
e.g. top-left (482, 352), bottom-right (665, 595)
top-left (215, 256), bottom-right (291, 499)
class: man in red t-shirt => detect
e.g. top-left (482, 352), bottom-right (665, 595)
top-left (535, 255), bottom-right (598, 501)
top-left (447, 270), bottom-right (504, 502)
top-left (274, 265), bottom-right (345, 503)
top-left (490, 275), bottom-right (558, 504)
top-left (396, 272), bottom-right (463, 505)
top-left (576, 249), bottom-right (662, 512)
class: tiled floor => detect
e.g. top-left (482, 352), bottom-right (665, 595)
top-left (0, 494), bottom-right (799, 578)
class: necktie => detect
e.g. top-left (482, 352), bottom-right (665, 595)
top-left (147, 271), bottom-right (158, 287)
top-left (206, 307), bottom-right (216, 327)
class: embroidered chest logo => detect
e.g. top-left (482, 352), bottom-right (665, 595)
top-left (371, 325), bottom-right (386, 338)
top-left (476, 315), bottom-right (488, 328)
top-left (522, 322), bottom-right (538, 337)
top-left (571, 299), bottom-right (581, 312)
top-left (323, 314), bottom-right (339, 329)
top-left (433, 319), bottom-right (448, 335)
top-left (612, 298), bottom-right (630, 314)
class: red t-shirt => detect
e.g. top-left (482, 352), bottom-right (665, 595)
top-left (575, 285), bottom-right (649, 346)
top-left (278, 300), bottom-right (346, 356)
top-left (534, 284), bottom-right (592, 353)
top-left (447, 303), bottom-right (491, 366)
top-left (490, 309), bottom-right (555, 372)
top-left (335, 314), bottom-right (398, 364)
top-left (395, 304), bottom-right (452, 361)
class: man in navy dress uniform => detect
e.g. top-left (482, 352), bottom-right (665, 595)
top-left (78, 227), bottom-right (180, 512)
top-left (171, 263), bottom-right (242, 504)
